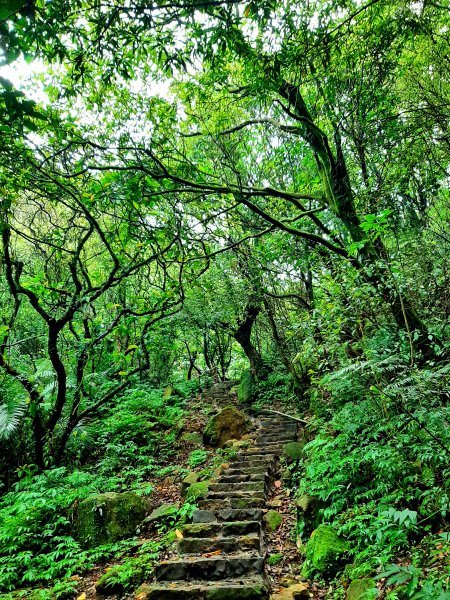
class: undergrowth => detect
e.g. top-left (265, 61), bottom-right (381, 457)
top-left (295, 357), bottom-right (450, 598)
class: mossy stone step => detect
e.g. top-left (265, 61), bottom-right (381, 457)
top-left (256, 436), bottom-right (293, 443)
top-left (182, 520), bottom-right (261, 538)
top-left (225, 465), bottom-right (273, 474)
top-left (219, 473), bottom-right (266, 483)
top-left (210, 482), bottom-right (266, 493)
top-left (179, 532), bottom-right (261, 554)
top-left (192, 508), bottom-right (263, 523)
top-left (229, 457), bottom-right (276, 467)
top-left (241, 450), bottom-right (280, 458)
top-left (206, 490), bottom-right (266, 501)
top-left (138, 575), bottom-right (270, 599)
top-left (199, 497), bottom-right (266, 510)
top-left (155, 554), bottom-right (265, 581)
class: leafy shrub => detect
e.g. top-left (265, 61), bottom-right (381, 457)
top-left (0, 468), bottom-right (124, 591)
top-left (188, 449), bottom-right (209, 468)
top-left (295, 358), bottom-right (450, 591)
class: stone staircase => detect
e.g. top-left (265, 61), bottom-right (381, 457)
top-left (142, 409), bottom-right (298, 599)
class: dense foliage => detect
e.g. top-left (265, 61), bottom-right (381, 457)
top-left (0, 0), bottom-right (449, 597)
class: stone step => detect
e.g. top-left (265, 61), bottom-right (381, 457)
top-left (224, 466), bottom-right (273, 476)
top-left (229, 457), bottom-right (276, 467)
top-left (206, 490), bottom-right (266, 501)
top-left (259, 419), bottom-right (297, 427)
top-left (209, 482), bottom-right (266, 493)
top-left (182, 520), bottom-right (261, 538)
top-left (199, 497), bottom-right (265, 510)
top-left (192, 508), bottom-right (263, 523)
top-left (256, 435), bottom-right (294, 443)
top-left (155, 554), bottom-right (265, 582)
top-left (241, 450), bottom-right (279, 458)
top-left (218, 473), bottom-right (266, 483)
top-left (261, 423), bottom-right (296, 430)
top-left (252, 446), bottom-right (286, 453)
top-left (141, 576), bottom-right (270, 599)
top-left (179, 532), bottom-right (261, 554)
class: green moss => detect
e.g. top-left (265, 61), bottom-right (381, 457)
top-left (206, 586), bottom-right (267, 599)
top-left (346, 578), bottom-right (378, 599)
top-left (206, 585), bottom-right (267, 599)
top-left (185, 480), bottom-right (210, 502)
top-left (181, 472), bottom-right (199, 496)
top-left (267, 553), bottom-right (284, 566)
top-left (237, 369), bottom-right (255, 404)
top-left (282, 442), bottom-right (304, 463)
top-left (302, 524), bottom-right (350, 579)
top-left (74, 492), bottom-right (148, 548)
top-left (263, 510), bottom-right (283, 532)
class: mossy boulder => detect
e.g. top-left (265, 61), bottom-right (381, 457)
top-left (295, 494), bottom-right (322, 537)
top-left (203, 405), bottom-right (251, 448)
top-left (237, 369), bottom-right (255, 404)
top-left (283, 442), bottom-right (305, 463)
top-left (181, 472), bottom-right (199, 497)
top-left (302, 524), bottom-right (350, 578)
top-left (74, 492), bottom-right (148, 548)
top-left (145, 503), bottom-right (178, 523)
top-left (185, 480), bottom-right (210, 502)
top-left (264, 510), bottom-right (283, 532)
top-left (346, 578), bottom-right (378, 599)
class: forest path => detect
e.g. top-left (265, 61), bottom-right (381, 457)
top-left (140, 407), bottom-right (299, 599)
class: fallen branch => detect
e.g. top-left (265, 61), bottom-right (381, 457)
top-left (258, 408), bottom-right (308, 425)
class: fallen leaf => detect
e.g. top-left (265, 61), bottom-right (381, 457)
top-left (76, 594), bottom-right (86, 600)
top-left (175, 529), bottom-right (183, 539)
top-left (202, 549), bottom-right (222, 557)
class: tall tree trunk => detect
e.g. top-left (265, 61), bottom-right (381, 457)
top-left (278, 80), bottom-right (435, 360)
top-left (233, 298), bottom-right (267, 376)
top-left (263, 297), bottom-right (303, 392)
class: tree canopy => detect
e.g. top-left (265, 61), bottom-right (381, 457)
top-left (0, 1), bottom-right (449, 597)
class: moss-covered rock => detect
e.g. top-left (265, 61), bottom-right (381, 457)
top-left (135, 583), bottom-right (152, 599)
top-left (181, 472), bottom-right (199, 497)
top-left (346, 578), bottom-right (378, 599)
top-left (281, 468), bottom-right (292, 483)
top-left (302, 524), bottom-right (350, 578)
top-left (185, 480), bottom-right (210, 502)
top-left (203, 405), bottom-right (252, 448)
top-left (295, 494), bottom-right (322, 537)
top-left (73, 492), bottom-right (148, 548)
top-left (237, 369), bottom-right (255, 404)
top-left (181, 432), bottom-right (204, 446)
top-left (282, 442), bottom-right (305, 463)
top-left (145, 503), bottom-right (178, 523)
top-left (267, 553), bottom-right (284, 566)
top-left (264, 510), bottom-right (283, 532)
